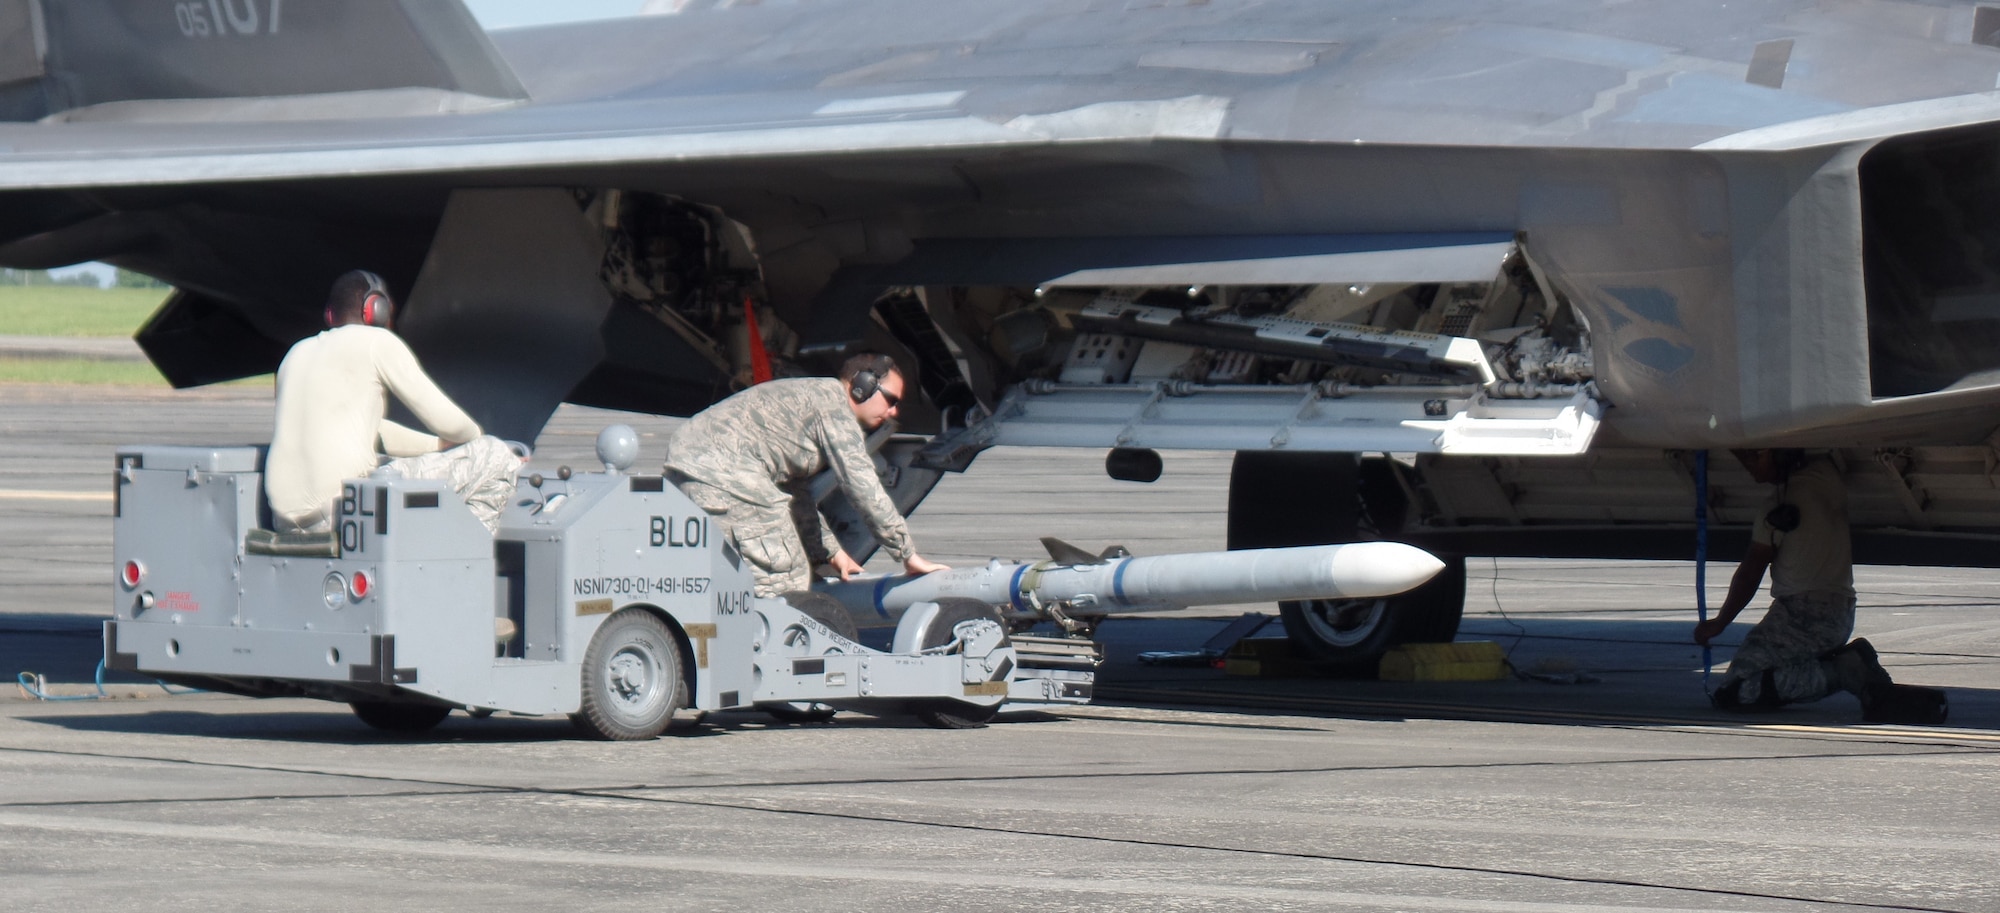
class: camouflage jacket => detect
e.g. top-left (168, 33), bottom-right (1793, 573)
top-left (663, 377), bottom-right (914, 563)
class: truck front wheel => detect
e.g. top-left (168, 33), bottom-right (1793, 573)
top-left (574, 609), bottom-right (687, 740)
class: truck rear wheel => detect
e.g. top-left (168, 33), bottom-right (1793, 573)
top-left (574, 609), bottom-right (686, 740)
top-left (912, 599), bottom-right (1007, 730)
top-left (350, 701), bottom-right (451, 733)
top-left (759, 592), bottom-right (858, 724)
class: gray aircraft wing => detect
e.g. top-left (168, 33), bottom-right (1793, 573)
top-left (11, 0), bottom-right (2000, 456)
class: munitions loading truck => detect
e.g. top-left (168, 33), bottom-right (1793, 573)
top-left (103, 426), bottom-right (1097, 738)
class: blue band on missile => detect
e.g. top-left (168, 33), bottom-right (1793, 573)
top-left (1009, 564), bottom-right (1030, 612)
top-left (1112, 557), bottom-right (1132, 603)
top-left (873, 575), bottom-right (894, 618)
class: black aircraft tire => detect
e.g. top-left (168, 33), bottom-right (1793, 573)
top-left (912, 599), bottom-right (1007, 730)
top-left (350, 701), bottom-right (452, 733)
top-left (758, 592), bottom-right (860, 724)
top-left (574, 609), bottom-right (686, 741)
top-left (1227, 452), bottom-right (1360, 550)
top-left (1227, 450), bottom-right (1465, 677)
top-left (1403, 556), bottom-right (1468, 644)
top-left (1277, 556), bottom-right (1467, 677)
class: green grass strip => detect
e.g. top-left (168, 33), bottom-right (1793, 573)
top-left (0, 357), bottom-right (272, 387)
top-left (0, 287), bottom-right (174, 337)
top-left (0, 357), bottom-right (170, 385)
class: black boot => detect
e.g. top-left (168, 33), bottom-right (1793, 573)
top-left (1710, 679), bottom-right (1743, 710)
top-left (1828, 638), bottom-right (1896, 711)
top-left (1711, 670), bottom-right (1784, 713)
top-left (1829, 639), bottom-right (1949, 724)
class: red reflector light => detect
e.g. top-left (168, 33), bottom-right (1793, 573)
top-left (121, 560), bottom-right (144, 589)
top-left (349, 571), bottom-right (371, 600)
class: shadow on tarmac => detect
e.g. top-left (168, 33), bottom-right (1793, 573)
top-left (3, 614), bottom-right (155, 691)
top-left (17, 705), bottom-right (1076, 746)
top-left (22, 708), bottom-right (582, 743)
top-left (1098, 614), bottom-right (2000, 734)
top-left (11, 612), bottom-right (1997, 737)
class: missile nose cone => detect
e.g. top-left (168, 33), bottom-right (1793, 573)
top-left (1324, 542), bottom-right (1446, 598)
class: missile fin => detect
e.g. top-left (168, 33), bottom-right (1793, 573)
top-left (1040, 537), bottom-right (1106, 565)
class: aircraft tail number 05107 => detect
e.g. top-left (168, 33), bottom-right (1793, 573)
top-left (174, 0), bottom-right (283, 38)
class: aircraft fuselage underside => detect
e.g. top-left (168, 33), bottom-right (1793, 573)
top-left (31, 173), bottom-right (2000, 568)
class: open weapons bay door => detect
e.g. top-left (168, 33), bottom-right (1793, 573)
top-left (913, 234), bottom-right (1602, 465)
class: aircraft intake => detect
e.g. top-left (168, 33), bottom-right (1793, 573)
top-left (815, 541), bottom-right (1446, 627)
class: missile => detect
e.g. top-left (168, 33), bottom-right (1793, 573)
top-left (815, 540), bottom-right (1445, 626)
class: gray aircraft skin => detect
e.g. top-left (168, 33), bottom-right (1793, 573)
top-left (8, 0), bottom-right (2000, 662)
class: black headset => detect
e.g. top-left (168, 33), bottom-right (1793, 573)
top-left (1764, 451), bottom-right (1806, 540)
top-left (326, 271), bottom-right (395, 329)
top-left (848, 354), bottom-right (896, 404)
top-left (1766, 501), bottom-right (1801, 534)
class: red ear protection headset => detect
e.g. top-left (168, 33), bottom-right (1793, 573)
top-left (325, 271), bottom-right (395, 329)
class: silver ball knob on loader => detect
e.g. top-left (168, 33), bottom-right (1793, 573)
top-left (596, 424), bottom-right (639, 473)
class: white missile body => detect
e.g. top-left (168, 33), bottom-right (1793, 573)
top-left (816, 541), bottom-right (1446, 624)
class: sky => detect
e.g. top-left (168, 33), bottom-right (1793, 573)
top-left (461, 0), bottom-right (650, 31)
top-left (47, 1), bottom-right (652, 286)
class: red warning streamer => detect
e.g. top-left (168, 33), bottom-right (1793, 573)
top-left (743, 295), bottom-right (773, 385)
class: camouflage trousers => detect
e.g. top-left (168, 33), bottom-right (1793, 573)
top-left (386, 436), bottom-right (520, 533)
top-left (675, 479), bottom-right (812, 597)
top-left (1720, 591), bottom-right (1856, 706)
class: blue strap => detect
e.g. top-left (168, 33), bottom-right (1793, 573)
top-left (15, 660), bottom-right (201, 701)
top-left (1008, 563), bottom-right (1031, 613)
top-left (1695, 450), bottom-right (1712, 693)
top-left (872, 574), bottom-right (894, 618)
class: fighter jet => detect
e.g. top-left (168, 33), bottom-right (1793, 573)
top-left (6, 0), bottom-right (2000, 671)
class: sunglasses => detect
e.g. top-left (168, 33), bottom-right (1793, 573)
top-left (878, 389), bottom-right (901, 408)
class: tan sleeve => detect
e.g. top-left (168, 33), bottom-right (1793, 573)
top-left (815, 410), bottom-right (914, 563)
top-left (377, 419), bottom-right (443, 457)
top-left (372, 333), bottom-right (482, 444)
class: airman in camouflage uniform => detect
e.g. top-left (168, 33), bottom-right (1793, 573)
top-left (1695, 450), bottom-right (1895, 711)
top-left (663, 354), bottom-right (948, 597)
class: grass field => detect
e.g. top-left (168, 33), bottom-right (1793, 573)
top-left (0, 286), bottom-right (172, 337)
top-left (0, 286), bottom-right (180, 384)
top-left (0, 357), bottom-right (272, 387)
top-left (0, 357), bottom-right (170, 385)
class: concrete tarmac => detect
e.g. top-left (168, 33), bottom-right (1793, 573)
top-left (4, 384), bottom-right (1999, 912)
